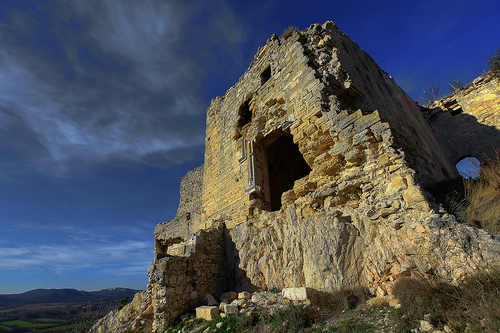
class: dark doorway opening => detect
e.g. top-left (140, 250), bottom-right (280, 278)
top-left (237, 99), bottom-right (252, 128)
top-left (266, 133), bottom-right (311, 211)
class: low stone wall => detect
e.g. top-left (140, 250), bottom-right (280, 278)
top-left (147, 222), bottom-right (226, 331)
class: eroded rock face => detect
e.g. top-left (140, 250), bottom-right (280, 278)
top-left (92, 21), bottom-right (500, 333)
top-left (228, 204), bottom-right (500, 295)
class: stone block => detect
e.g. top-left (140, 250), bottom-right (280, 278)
top-left (223, 303), bottom-right (238, 315)
top-left (281, 287), bottom-right (312, 301)
top-left (238, 291), bottom-right (251, 299)
top-left (196, 306), bottom-right (219, 321)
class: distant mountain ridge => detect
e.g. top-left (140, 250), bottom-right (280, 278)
top-left (0, 287), bottom-right (141, 307)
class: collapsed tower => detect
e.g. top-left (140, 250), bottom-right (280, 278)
top-left (92, 22), bottom-right (500, 332)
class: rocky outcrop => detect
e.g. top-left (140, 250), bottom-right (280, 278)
top-left (90, 290), bottom-right (153, 333)
top-left (92, 21), bottom-right (500, 333)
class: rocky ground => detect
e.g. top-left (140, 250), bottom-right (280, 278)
top-left (160, 289), bottom-right (434, 333)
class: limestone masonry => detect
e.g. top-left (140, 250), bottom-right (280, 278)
top-left (91, 22), bottom-right (500, 332)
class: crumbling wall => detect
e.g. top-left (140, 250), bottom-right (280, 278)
top-left (197, 22), bottom-right (500, 294)
top-left (201, 22), bottom-right (455, 230)
top-left (422, 75), bottom-right (500, 166)
top-left (154, 165), bottom-right (204, 253)
top-left (148, 223), bottom-right (225, 330)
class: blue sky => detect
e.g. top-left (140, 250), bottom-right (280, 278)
top-left (0, 0), bottom-right (498, 294)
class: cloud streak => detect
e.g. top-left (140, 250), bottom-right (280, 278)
top-left (0, 1), bottom-right (236, 178)
top-left (0, 235), bottom-right (151, 276)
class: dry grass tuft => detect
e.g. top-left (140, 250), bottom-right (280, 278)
top-left (462, 153), bottom-right (500, 233)
top-left (391, 269), bottom-right (500, 332)
top-left (430, 150), bottom-right (500, 234)
top-left (310, 286), bottom-right (371, 313)
top-left (280, 25), bottom-right (300, 40)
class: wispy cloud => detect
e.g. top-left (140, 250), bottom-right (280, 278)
top-left (0, 238), bottom-right (151, 276)
top-left (0, 0), bottom-right (245, 178)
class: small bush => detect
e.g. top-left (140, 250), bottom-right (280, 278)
top-left (280, 25), bottom-right (299, 40)
top-left (391, 269), bottom-right (500, 332)
top-left (487, 47), bottom-right (500, 78)
top-left (420, 82), bottom-right (440, 104)
top-left (268, 286), bottom-right (281, 294)
top-left (310, 287), bottom-right (370, 313)
top-left (448, 78), bottom-right (464, 92)
top-left (267, 304), bottom-right (316, 332)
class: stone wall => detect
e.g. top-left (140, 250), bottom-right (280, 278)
top-left (422, 75), bottom-right (500, 166)
top-left (200, 21), bottom-right (454, 230)
top-left (148, 223), bottom-right (225, 331)
top-left (154, 165), bottom-right (204, 253)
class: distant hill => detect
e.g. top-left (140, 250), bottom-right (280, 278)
top-left (0, 287), bottom-right (141, 307)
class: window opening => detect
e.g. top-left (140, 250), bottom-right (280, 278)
top-left (237, 99), bottom-right (252, 128)
top-left (266, 133), bottom-right (311, 211)
top-left (456, 157), bottom-right (480, 179)
top-left (261, 65), bottom-right (272, 85)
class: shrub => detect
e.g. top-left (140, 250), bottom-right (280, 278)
top-left (391, 269), bottom-right (500, 332)
top-left (487, 47), bottom-right (500, 78)
top-left (448, 78), bottom-right (464, 92)
top-left (420, 82), bottom-right (440, 104)
top-left (310, 287), bottom-right (370, 313)
top-left (280, 25), bottom-right (299, 40)
top-left (430, 151), bottom-right (500, 234)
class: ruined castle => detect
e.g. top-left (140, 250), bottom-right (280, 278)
top-left (91, 22), bottom-right (500, 332)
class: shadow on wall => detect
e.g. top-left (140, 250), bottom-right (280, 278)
top-left (422, 107), bottom-right (500, 170)
top-left (223, 225), bottom-right (257, 293)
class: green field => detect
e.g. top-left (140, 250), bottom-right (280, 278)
top-left (0, 301), bottom-right (114, 332)
top-left (2, 320), bottom-right (52, 328)
top-left (36, 318), bottom-right (66, 323)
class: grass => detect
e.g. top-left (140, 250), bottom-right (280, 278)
top-left (328, 317), bottom-right (376, 332)
top-left (391, 268), bottom-right (500, 332)
top-left (310, 287), bottom-right (371, 313)
top-left (461, 157), bottom-right (500, 233)
top-left (36, 317), bottom-right (66, 323)
top-left (429, 151), bottom-right (500, 234)
top-left (45, 322), bottom-right (92, 331)
top-left (1, 319), bottom-right (52, 328)
top-left (162, 286), bottom-right (375, 333)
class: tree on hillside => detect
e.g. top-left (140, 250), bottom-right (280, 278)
top-left (487, 47), bottom-right (500, 78)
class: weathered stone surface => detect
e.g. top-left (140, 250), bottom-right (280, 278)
top-left (222, 303), bottom-right (238, 315)
top-left (282, 287), bottom-right (312, 301)
top-left (196, 306), bottom-right (219, 321)
top-left (238, 291), bottom-right (251, 299)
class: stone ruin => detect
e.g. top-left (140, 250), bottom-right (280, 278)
top-left (91, 21), bottom-right (500, 333)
